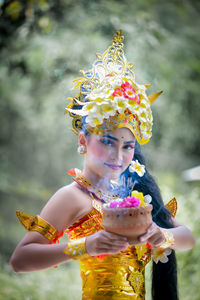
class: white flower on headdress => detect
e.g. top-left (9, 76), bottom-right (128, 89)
top-left (87, 86), bottom-right (113, 101)
top-left (105, 74), bottom-right (123, 88)
top-left (127, 99), bottom-right (138, 111)
top-left (140, 99), bottom-right (149, 109)
top-left (129, 160), bottom-right (145, 176)
top-left (141, 130), bottom-right (152, 140)
top-left (140, 114), bottom-right (152, 139)
top-left (138, 111), bottom-right (148, 122)
top-left (66, 75), bottom-right (153, 144)
top-left (152, 248), bottom-right (172, 264)
top-left (83, 101), bottom-right (98, 114)
top-left (138, 84), bottom-right (147, 93)
top-left (128, 104), bottom-right (145, 117)
top-left (85, 106), bottom-right (105, 126)
top-left (140, 121), bottom-right (147, 131)
top-left (85, 100), bottom-right (116, 126)
top-left (86, 114), bottom-right (103, 127)
top-left (113, 97), bottom-right (129, 113)
top-left (100, 102), bottom-right (116, 118)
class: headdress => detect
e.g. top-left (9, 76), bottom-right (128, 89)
top-left (66, 30), bottom-right (162, 145)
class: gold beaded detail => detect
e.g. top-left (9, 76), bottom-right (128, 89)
top-left (160, 228), bottom-right (175, 249)
top-left (73, 174), bottom-right (119, 202)
top-left (64, 237), bottom-right (89, 260)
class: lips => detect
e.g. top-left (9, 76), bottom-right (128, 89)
top-left (104, 162), bottom-right (122, 170)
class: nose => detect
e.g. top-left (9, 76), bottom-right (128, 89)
top-left (109, 146), bottom-right (123, 163)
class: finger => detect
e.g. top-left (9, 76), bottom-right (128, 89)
top-left (153, 241), bottom-right (163, 248)
top-left (100, 240), bottom-right (129, 249)
top-left (139, 230), bottom-right (155, 242)
top-left (151, 236), bottom-right (165, 248)
top-left (102, 240), bottom-right (129, 249)
top-left (146, 223), bottom-right (155, 231)
top-left (103, 231), bottom-right (128, 242)
top-left (99, 244), bottom-right (128, 254)
top-left (139, 223), bottom-right (158, 242)
top-left (104, 230), bottom-right (128, 240)
top-left (147, 236), bottom-right (164, 248)
top-left (99, 248), bottom-right (121, 255)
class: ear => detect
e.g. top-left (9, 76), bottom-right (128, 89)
top-left (78, 132), bottom-right (87, 147)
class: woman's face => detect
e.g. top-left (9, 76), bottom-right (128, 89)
top-left (81, 127), bottom-right (136, 180)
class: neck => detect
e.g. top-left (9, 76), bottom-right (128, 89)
top-left (82, 168), bottom-right (111, 191)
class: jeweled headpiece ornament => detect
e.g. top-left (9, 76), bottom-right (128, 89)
top-left (66, 30), bottom-right (162, 144)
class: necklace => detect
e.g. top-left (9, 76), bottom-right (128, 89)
top-left (73, 173), bottom-right (120, 203)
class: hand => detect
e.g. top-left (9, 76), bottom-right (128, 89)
top-left (85, 230), bottom-right (128, 256)
top-left (139, 222), bottom-right (166, 248)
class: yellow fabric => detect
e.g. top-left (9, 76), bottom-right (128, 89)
top-left (65, 208), bottom-right (151, 299)
top-left (16, 211), bottom-right (58, 241)
top-left (16, 197), bottom-right (177, 299)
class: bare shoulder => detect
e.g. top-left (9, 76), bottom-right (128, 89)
top-left (40, 183), bottom-right (92, 232)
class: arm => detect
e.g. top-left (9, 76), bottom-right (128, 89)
top-left (168, 218), bottom-right (195, 251)
top-left (10, 232), bottom-right (70, 272)
top-left (10, 185), bottom-right (128, 273)
top-left (10, 185), bottom-right (80, 273)
top-left (139, 218), bottom-right (195, 251)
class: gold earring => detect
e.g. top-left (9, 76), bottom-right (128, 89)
top-left (77, 145), bottom-right (87, 154)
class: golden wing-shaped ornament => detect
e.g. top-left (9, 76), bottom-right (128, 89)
top-left (165, 197), bottom-right (177, 218)
top-left (16, 211), bottom-right (36, 230)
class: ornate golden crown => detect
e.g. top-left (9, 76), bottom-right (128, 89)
top-left (66, 30), bottom-right (162, 144)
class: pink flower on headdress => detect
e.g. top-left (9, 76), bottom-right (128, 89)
top-left (121, 81), bottom-right (141, 104)
top-left (112, 88), bottom-right (124, 98)
top-left (121, 81), bottom-right (135, 92)
top-left (134, 94), bottom-right (141, 104)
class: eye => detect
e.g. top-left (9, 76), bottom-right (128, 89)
top-left (100, 138), bottom-right (114, 146)
top-left (123, 144), bottom-right (135, 150)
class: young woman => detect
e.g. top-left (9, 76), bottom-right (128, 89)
top-left (11, 31), bottom-right (194, 300)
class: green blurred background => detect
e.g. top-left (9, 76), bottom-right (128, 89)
top-left (0, 0), bottom-right (200, 299)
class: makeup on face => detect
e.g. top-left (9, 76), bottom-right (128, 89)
top-left (84, 128), bottom-right (136, 182)
top-left (96, 133), bottom-right (135, 170)
top-left (99, 134), bottom-right (136, 150)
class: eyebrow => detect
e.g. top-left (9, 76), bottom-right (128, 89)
top-left (102, 135), bottom-right (136, 144)
top-left (124, 141), bottom-right (136, 144)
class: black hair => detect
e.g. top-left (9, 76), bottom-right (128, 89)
top-left (81, 120), bottom-right (90, 136)
top-left (120, 142), bottom-right (178, 300)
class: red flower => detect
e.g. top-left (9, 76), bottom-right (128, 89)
top-left (67, 168), bottom-right (76, 176)
top-left (112, 88), bottom-right (124, 97)
top-left (121, 81), bottom-right (135, 91)
top-left (112, 81), bottom-right (141, 105)
top-left (134, 94), bottom-right (141, 104)
top-left (122, 82), bottom-right (136, 98)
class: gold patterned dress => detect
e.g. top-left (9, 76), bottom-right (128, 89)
top-left (65, 206), bottom-right (152, 300)
top-left (16, 168), bottom-right (177, 300)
